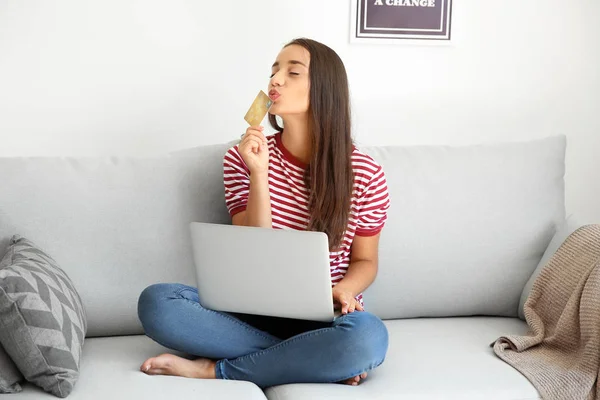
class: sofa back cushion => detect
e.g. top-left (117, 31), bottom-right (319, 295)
top-left (360, 135), bottom-right (565, 319)
top-left (0, 136), bottom-right (566, 335)
top-left (0, 142), bottom-right (232, 337)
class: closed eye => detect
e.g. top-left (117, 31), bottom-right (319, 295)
top-left (269, 71), bottom-right (300, 78)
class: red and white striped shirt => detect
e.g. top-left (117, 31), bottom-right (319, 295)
top-left (223, 132), bottom-right (391, 304)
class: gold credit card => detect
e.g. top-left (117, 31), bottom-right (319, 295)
top-left (244, 90), bottom-right (272, 126)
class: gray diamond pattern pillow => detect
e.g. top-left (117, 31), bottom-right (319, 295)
top-left (0, 235), bottom-right (87, 398)
top-left (0, 343), bottom-right (23, 393)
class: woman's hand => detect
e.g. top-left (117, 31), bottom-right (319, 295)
top-left (332, 286), bottom-right (364, 315)
top-left (239, 126), bottom-right (269, 175)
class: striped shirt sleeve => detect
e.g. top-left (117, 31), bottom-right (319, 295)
top-left (355, 166), bottom-right (391, 236)
top-left (223, 146), bottom-right (250, 217)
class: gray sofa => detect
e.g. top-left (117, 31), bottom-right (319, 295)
top-left (0, 134), bottom-right (581, 399)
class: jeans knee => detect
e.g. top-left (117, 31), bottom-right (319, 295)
top-left (137, 283), bottom-right (182, 328)
top-left (337, 311), bottom-right (389, 365)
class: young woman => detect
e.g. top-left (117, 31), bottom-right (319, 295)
top-left (137, 38), bottom-right (391, 388)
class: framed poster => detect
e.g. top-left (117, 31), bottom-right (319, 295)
top-left (350, 0), bottom-right (452, 44)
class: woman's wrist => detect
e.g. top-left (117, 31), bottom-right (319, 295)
top-left (249, 171), bottom-right (269, 183)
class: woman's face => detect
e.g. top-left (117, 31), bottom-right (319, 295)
top-left (268, 44), bottom-right (310, 118)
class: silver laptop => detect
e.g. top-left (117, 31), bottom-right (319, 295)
top-left (189, 222), bottom-right (339, 322)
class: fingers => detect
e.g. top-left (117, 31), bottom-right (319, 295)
top-left (241, 136), bottom-right (266, 155)
top-left (247, 125), bottom-right (264, 134)
top-left (338, 296), bottom-right (364, 314)
top-left (345, 299), bottom-right (362, 314)
top-left (243, 133), bottom-right (266, 146)
top-left (242, 126), bottom-right (265, 141)
top-left (248, 138), bottom-right (262, 154)
top-left (240, 127), bottom-right (267, 155)
top-left (341, 299), bottom-right (349, 314)
top-left (348, 300), bottom-right (355, 313)
top-left (333, 288), bottom-right (365, 315)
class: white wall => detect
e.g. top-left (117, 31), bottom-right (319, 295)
top-left (0, 0), bottom-right (598, 222)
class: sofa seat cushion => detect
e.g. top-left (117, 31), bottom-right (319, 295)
top-left (10, 335), bottom-right (266, 399)
top-left (265, 317), bottom-right (540, 400)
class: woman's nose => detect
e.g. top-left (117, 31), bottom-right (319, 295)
top-left (270, 71), bottom-right (284, 87)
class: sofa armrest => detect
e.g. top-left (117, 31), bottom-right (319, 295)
top-left (518, 214), bottom-right (587, 320)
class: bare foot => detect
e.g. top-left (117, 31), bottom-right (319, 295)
top-left (340, 372), bottom-right (368, 386)
top-left (140, 353), bottom-right (216, 379)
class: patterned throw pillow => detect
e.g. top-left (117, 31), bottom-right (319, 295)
top-left (0, 235), bottom-right (87, 398)
top-left (0, 343), bottom-right (23, 394)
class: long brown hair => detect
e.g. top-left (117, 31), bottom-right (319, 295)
top-left (268, 38), bottom-right (354, 252)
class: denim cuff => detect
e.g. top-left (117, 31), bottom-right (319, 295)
top-left (215, 360), bottom-right (226, 380)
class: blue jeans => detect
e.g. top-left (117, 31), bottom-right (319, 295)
top-left (137, 283), bottom-right (389, 388)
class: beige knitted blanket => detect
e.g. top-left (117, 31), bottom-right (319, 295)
top-left (491, 224), bottom-right (600, 400)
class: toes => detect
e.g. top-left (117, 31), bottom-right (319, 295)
top-left (339, 375), bottom-right (367, 386)
top-left (141, 354), bottom-right (173, 373)
top-left (140, 358), bottom-right (154, 372)
top-left (347, 376), bottom-right (359, 386)
top-left (146, 368), bottom-right (166, 375)
top-left (347, 373), bottom-right (368, 386)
